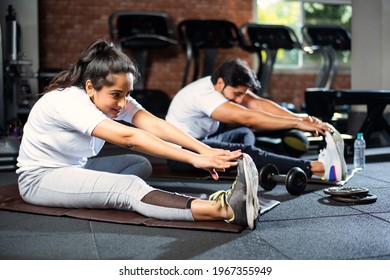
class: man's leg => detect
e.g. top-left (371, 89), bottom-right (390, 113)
top-left (166, 127), bottom-right (258, 173)
top-left (204, 140), bottom-right (313, 178)
top-left (208, 127), bottom-right (256, 145)
top-left (166, 140), bottom-right (312, 178)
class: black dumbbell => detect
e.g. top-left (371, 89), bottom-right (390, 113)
top-left (259, 164), bottom-right (307, 195)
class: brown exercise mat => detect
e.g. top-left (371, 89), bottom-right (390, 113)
top-left (0, 183), bottom-right (244, 233)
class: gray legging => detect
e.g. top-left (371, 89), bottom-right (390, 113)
top-left (17, 154), bottom-right (194, 221)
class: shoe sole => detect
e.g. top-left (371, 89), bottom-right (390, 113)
top-left (331, 129), bottom-right (348, 180)
top-left (242, 153), bottom-right (260, 229)
top-left (325, 132), bottom-right (343, 181)
top-left (246, 156), bottom-right (261, 216)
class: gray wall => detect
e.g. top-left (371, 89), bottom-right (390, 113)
top-left (352, 0), bottom-right (390, 89)
top-left (349, 0), bottom-right (390, 138)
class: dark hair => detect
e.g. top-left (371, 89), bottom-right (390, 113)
top-left (43, 39), bottom-right (139, 94)
top-left (211, 58), bottom-right (261, 91)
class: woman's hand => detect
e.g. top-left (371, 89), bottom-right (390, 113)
top-left (191, 149), bottom-right (242, 180)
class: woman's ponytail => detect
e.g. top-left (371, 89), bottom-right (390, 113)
top-left (42, 39), bottom-right (138, 94)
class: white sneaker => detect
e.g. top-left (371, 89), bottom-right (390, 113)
top-left (317, 131), bottom-right (344, 181)
top-left (330, 128), bottom-right (348, 180)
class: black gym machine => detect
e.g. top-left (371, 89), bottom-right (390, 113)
top-left (108, 11), bottom-right (177, 119)
top-left (301, 24), bottom-right (351, 90)
top-left (238, 23), bottom-right (302, 98)
top-left (178, 19), bottom-right (240, 88)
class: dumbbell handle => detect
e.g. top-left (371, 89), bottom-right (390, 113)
top-left (269, 173), bottom-right (286, 183)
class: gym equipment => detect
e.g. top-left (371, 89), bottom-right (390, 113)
top-left (0, 24), bottom-right (4, 131)
top-left (178, 19), bottom-right (240, 88)
top-left (0, 136), bottom-right (19, 171)
top-left (254, 128), bottom-right (310, 158)
top-left (331, 194), bottom-right (377, 204)
top-left (259, 164), bottom-right (307, 196)
top-left (109, 11), bottom-right (177, 90)
top-left (301, 25), bottom-right (351, 89)
top-left (302, 25), bottom-right (352, 140)
top-left (238, 24), bottom-right (309, 157)
top-left (239, 23), bottom-right (302, 96)
top-left (109, 11), bottom-right (177, 118)
top-left (282, 129), bottom-right (309, 158)
top-left (305, 88), bottom-right (390, 143)
top-left (38, 68), bottom-right (61, 93)
top-left (3, 5), bottom-right (36, 126)
top-left (323, 186), bottom-right (377, 204)
top-left (323, 186), bottom-right (369, 197)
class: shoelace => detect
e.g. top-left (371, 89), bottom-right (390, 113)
top-left (208, 179), bottom-right (237, 222)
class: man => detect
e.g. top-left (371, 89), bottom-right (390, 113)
top-left (166, 58), bottom-right (347, 182)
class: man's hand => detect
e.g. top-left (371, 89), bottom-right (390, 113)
top-left (298, 115), bottom-right (334, 136)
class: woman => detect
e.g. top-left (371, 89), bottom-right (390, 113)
top-left (16, 39), bottom-right (259, 229)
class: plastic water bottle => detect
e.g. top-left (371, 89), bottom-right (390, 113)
top-left (353, 132), bottom-right (366, 169)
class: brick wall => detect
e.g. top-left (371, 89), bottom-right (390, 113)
top-left (38, 0), bottom-right (350, 110)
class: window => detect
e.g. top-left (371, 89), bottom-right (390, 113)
top-left (256, 0), bottom-right (352, 69)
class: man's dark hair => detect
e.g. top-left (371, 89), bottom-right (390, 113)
top-left (211, 58), bottom-right (261, 91)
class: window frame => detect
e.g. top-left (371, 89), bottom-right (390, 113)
top-left (254, 0), bottom-right (352, 73)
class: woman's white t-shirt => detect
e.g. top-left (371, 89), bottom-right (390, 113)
top-left (165, 76), bottom-right (227, 139)
top-left (16, 86), bottom-right (142, 173)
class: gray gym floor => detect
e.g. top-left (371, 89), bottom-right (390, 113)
top-left (1, 145), bottom-right (390, 261)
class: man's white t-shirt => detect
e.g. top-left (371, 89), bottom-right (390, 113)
top-left (17, 86), bottom-right (142, 173)
top-left (166, 76), bottom-right (227, 139)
